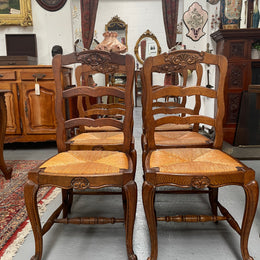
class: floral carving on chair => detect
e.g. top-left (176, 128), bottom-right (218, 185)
top-left (71, 177), bottom-right (89, 190)
top-left (183, 2), bottom-right (208, 41)
top-left (191, 176), bottom-right (210, 189)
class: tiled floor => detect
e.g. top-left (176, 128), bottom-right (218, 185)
top-left (3, 106), bottom-right (260, 260)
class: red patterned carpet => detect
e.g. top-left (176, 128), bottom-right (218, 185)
top-left (0, 160), bottom-right (59, 258)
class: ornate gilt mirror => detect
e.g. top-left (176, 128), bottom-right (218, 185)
top-left (105, 15), bottom-right (128, 49)
top-left (134, 30), bottom-right (161, 64)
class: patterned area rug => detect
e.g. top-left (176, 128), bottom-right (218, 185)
top-left (0, 160), bottom-right (60, 259)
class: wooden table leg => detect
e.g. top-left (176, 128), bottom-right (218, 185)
top-left (0, 93), bottom-right (12, 179)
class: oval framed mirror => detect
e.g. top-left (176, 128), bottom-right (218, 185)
top-left (105, 15), bottom-right (128, 50)
top-left (134, 30), bottom-right (161, 64)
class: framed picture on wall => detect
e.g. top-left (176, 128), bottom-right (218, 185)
top-left (148, 42), bottom-right (157, 55)
top-left (0, 0), bottom-right (32, 26)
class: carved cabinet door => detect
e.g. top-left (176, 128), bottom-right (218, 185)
top-left (223, 61), bottom-right (251, 143)
top-left (1, 83), bottom-right (22, 135)
top-left (19, 81), bottom-right (57, 135)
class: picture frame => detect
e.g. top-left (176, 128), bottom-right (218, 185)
top-left (0, 0), bottom-right (32, 26)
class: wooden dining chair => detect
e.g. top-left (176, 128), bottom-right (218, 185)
top-left (24, 50), bottom-right (137, 260)
top-left (142, 50), bottom-right (259, 260)
top-left (66, 51), bottom-right (136, 170)
top-left (141, 50), bottom-right (214, 169)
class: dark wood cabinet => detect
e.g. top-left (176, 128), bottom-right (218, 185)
top-left (211, 28), bottom-right (260, 144)
top-left (0, 65), bottom-right (71, 143)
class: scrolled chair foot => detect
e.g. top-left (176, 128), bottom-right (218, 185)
top-left (31, 254), bottom-right (41, 260)
top-left (128, 253), bottom-right (137, 260)
top-left (147, 256), bottom-right (158, 260)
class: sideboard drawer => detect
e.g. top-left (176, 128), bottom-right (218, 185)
top-left (20, 71), bottom-right (54, 81)
top-left (0, 71), bottom-right (16, 80)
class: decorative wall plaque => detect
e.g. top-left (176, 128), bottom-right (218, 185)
top-left (183, 2), bottom-right (208, 41)
top-left (36, 0), bottom-right (67, 12)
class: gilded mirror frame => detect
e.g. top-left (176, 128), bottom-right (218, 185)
top-left (0, 0), bottom-right (32, 26)
top-left (134, 29), bottom-right (161, 64)
top-left (105, 15), bottom-right (128, 49)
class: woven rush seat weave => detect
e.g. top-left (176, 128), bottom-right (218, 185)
top-left (155, 123), bottom-right (192, 131)
top-left (69, 132), bottom-right (124, 146)
top-left (153, 131), bottom-right (211, 147)
top-left (83, 125), bottom-right (121, 132)
top-left (149, 148), bottom-right (243, 174)
top-left (40, 150), bottom-right (129, 176)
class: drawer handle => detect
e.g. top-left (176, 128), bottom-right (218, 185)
top-left (0, 74), bottom-right (3, 77)
top-left (33, 73), bottom-right (46, 80)
top-left (8, 62), bottom-right (16, 65)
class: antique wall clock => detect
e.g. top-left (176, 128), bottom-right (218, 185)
top-left (36, 0), bottom-right (67, 12)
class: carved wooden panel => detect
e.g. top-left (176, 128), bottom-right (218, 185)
top-left (2, 83), bottom-right (21, 135)
top-left (228, 64), bottom-right (244, 89)
top-left (21, 82), bottom-right (56, 134)
top-left (211, 29), bottom-right (260, 144)
top-left (5, 92), bottom-right (19, 134)
top-left (226, 93), bottom-right (241, 123)
top-left (154, 51), bottom-right (205, 74)
top-left (229, 42), bottom-right (245, 58)
top-left (77, 52), bottom-right (119, 74)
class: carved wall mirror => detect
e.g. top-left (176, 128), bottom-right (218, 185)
top-left (105, 15), bottom-right (128, 49)
top-left (134, 30), bottom-right (161, 64)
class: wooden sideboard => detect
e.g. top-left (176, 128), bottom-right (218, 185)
top-left (211, 29), bottom-right (260, 145)
top-left (0, 65), bottom-right (71, 143)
